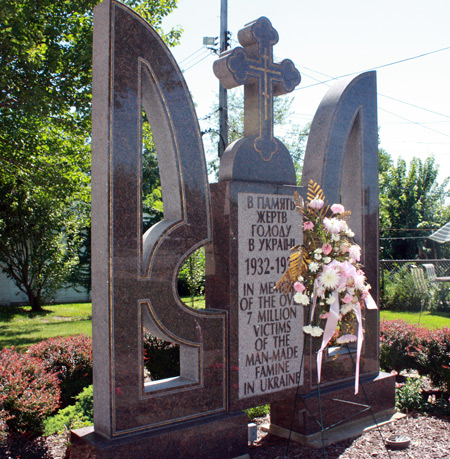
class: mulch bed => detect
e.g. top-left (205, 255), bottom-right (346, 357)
top-left (1, 412), bottom-right (449, 458)
top-left (249, 412), bottom-right (450, 459)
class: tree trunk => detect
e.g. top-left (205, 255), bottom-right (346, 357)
top-left (27, 290), bottom-right (43, 312)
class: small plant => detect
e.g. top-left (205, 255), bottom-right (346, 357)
top-left (395, 376), bottom-right (425, 413)
top-left (244, 404), bottom-right (270, 421)
top-left (44, 385), bottom-right (93, 436)
top-left (0, 348), bottom-right (60, 435)
top-left (27, 334), bottom-right (93, 407)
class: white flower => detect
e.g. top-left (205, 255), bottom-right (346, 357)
top-left (349, 244), bottom-right (361, 262)
top-left (294, 292), bottom-right (309, 305)
top-left (339, 220), bottom-right (349, 232)
top-left (309, 261), bottom-right (319, 273)
top-left (303, 325), bottom-right (324, 337)
top-left (323, 217), bottom-right (341, 234)
top-left (331, 234), bottom-right (340, 242)
top-left (314, 248), bottom-right (323, 253)
top-left (325, 295), bottom-right (335, 305)
top-left (323, 257), bottom-right (331, 264)
top-left (354, 274), bottom-right (365, 290)
top-left (319, 269), bottom-right (340, 290)
top-left (297, 276), bottom-right (304, 282)
top-left (346, 229), bottom-right (355, 238)
top-left (340, 303), bottom-right (354, 315)
top-left (336, 334), bottom-right (357, 344)
top-left (314, 253), bottom-right (322, 260)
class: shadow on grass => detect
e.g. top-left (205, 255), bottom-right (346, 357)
top-left (0, 305), bottom-right (53, 322)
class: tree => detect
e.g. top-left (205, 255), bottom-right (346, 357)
top-left (379, 152), bottom-right (450, 260)
top-left (0, 0), bottom-right (181, 309)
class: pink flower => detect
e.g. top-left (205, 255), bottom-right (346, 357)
top-left (322, 243), bottom-right (332, 255)
top-left (349, 245), bottom-right (361, 262)
top-left (309, 197), bottom-right (324, 209)
top-left (342, 293), bottom-right (353, 304)
top-left (303, 221), bottom-right (314, 231)
top-left (331, 203), bottom-right (345, 214)
top-left (294, 282), bottom-right (306, 293)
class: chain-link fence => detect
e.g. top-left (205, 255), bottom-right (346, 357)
top-left (380, 259), bottom-right (450, 303)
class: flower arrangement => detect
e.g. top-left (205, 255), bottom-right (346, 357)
top-left (276, 180), bottom-right (377, 393)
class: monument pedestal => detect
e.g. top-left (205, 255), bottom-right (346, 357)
top-left (70, 411), bottom-right (249, 459)
top-left (269, 371), bottom-right (396, 447)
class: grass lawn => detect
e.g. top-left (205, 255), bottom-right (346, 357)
top-left (380, 309), bottom-right (450, 329)
top-left (0, 297), bottom-right (205, 350)
top-left (0, 303), bottom-right (92, 350)
top-left (3, 297), bottom-right (449, 350)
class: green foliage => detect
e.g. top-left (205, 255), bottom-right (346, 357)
top-left (381, 265), bottom-right (429, 311)
top-left (178, 248), bottom-right (205, 307)
top-left (395, 376), bottom-right (425, 413)
top-left (44, 385), bottom-right (93, 436)
top-left (0, 348), bottom-right (60, 435)
top-left (0, 0), bottom-right (181, 310)
top-left (379, 153), bottom-right (450, 260)
top-left (244, 404), bottom-right (270, 421)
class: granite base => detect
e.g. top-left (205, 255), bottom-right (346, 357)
top-left (71, 411), bottom-right (249, 459)
top-left (270, 371), bottom-right (396, 446)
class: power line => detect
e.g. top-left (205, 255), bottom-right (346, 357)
top-left (379, 107), bottom-right (450, 139)
top-left (183, 52), bottom-right (213, 72)
top-left (296, 45), bottom-right (450, 91)
top-left (300, 64), bottom-right (450, 139)
top-left (179, 47), bottom-right (205, 65)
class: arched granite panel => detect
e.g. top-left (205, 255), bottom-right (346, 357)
top-left (302, 71), bottom-right (379, 302)
top-left (92, 0), bottom-right (226, 438)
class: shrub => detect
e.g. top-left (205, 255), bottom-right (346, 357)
top-left (395, 376), bottom-right (425, 413)
top-left (382, 265), bottom-right (428, 311)
top-left (143, 333), bottom-right (179, 381)
top-left (422, 327), bottom-right (450, 392)
top-left (27, 334), bottom-right (92, 407)
top-left (44, 385), bottom-right (93, 436)
top-left (379, 320), bottom-right (428, 373)
top-left (0, 348), bottom-right (60, 435)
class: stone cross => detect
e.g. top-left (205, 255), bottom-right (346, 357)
top-left (213, 16), bottom-right (300, 161)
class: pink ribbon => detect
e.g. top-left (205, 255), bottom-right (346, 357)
top-left (353, 302), bottom-right (364, 394)
top-left (316, 292), bottom-right (340, 384)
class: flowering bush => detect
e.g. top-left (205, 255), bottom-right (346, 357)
top-left (423, 327), bottom-right (450, 392)
top-left (143, 332), bottom-right (179, 381)
top-left (0, 348), bottom-right (60, 435)
top-left (277, 181), bottom-right (372, 345)
top-left (380, 320), bottom-right (450, 393)
top-left (379, 320), bottom-right (427, 373)
top-left (27, 334), bottom-right (92, 407)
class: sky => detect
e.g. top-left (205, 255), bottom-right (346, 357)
top-left (162, 0), bottom-right (450, 182)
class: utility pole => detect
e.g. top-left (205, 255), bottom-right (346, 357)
top-left (218, 0), bottom-right (228, 157)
